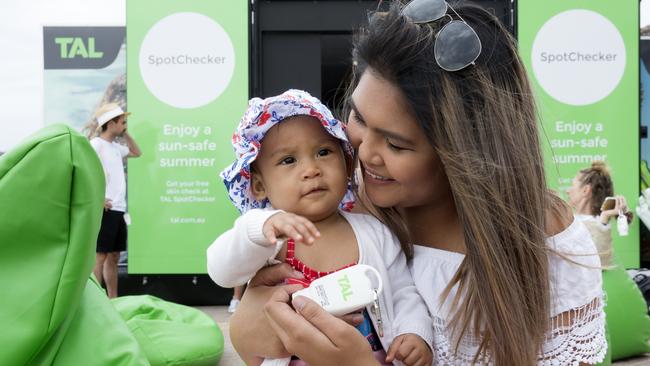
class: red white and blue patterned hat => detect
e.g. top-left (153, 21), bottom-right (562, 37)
top-left (220, 89), bottom-right (355, 214)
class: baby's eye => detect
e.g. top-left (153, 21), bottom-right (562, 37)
top-left (317, 148), bottom-right (331, 157)
top-left (279, 156), bottom-right (296, 165)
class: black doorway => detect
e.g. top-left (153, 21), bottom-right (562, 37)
top-left (250, 0), bottom-right (513, 116)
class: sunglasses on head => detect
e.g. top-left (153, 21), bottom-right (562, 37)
top-left (401, 0), bottom-right (482, 72)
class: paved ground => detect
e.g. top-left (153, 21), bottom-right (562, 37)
top-left (195, 306), bottom-right (244, 365)
top-left (196, 306), bottom-right (650, 365)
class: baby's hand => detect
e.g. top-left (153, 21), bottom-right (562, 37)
top-left (263, 212), bottom-right (320, 245)
top-left (386, 333), bottom-right (432, 366)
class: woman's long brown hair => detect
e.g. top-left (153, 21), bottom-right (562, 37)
top-left (347, 3), bottom-right (560, 364)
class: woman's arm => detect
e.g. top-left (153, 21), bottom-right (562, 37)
top-left (229, 264), bottom-right (304, 362)
top-left (543, 206), bottom-right (607, 365)
top-left (264, 285), bottom-right (381, 366)
top-left (230, 264), bottom-right (365, 363)
top-left (599, 195), bottom-right (631, 225)
top-left (545, 197), bottom-right (574, 236)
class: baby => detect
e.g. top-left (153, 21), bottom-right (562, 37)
top-left (207, 89), bottom-right (432, 366)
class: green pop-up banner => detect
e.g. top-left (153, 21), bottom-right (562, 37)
top-left (127, 1), bottom-right (248, 273)
top-left (518, 1), bottom-right (639, 266)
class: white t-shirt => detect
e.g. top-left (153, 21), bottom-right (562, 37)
top-left (90, 137), bottom-right (129, 212)
top-left (409, 217), bottom-right (606, 365)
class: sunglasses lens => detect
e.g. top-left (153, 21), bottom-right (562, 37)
top-left (435, 20), bottom-right (482, 71)
top-left (402, 0), bottom-right (447, 23)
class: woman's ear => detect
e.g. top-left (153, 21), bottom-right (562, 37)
top-left (251, 172), bottom-right (267, 200)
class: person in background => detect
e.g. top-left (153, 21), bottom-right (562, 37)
top-left (228, 285), bottom-right (245, 313)
top-left (567, 161), bottom-right (633, 267)
top-left (90, 103), bottom-right (141, 298)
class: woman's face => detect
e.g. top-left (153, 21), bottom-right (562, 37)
top-left (566, 173), bottom-right (589, 209)
top-left (347, 69), bottom-right (446, 208)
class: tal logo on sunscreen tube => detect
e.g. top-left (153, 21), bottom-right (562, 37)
top-left (338, 274), bottom-right (353, 301)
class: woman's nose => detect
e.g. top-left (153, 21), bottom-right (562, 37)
top-left (357, 137), bottom-right (382, 167)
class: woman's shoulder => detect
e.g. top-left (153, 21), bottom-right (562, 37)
top-left (544, 196), bottom-right (598, 258)
top-left (545, 211), bottom-right (603, 315)
top-left (544, 196), bottom-right (574, 236)
top-left (544, 195), bottom-right (598, 254)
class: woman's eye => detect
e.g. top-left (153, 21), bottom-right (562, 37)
top-left (387, 140), bottom-right (405, 151)
top-left (317, 148), bottom-right (331, 157)
top-left (350, 112), bottom-right (365, 126)
top-left (279, 156), bottom-right (295, 165)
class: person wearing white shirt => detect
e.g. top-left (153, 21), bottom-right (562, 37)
top-left (89, 103), bottom-right (141, 298)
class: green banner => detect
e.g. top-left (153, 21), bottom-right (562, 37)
top-left (518, 1), bottom-right (640, 266)
top-left (127, 1), bottom-right (248, 273)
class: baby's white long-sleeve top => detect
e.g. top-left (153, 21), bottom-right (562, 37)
top-left (207, 209), bottom-right (284, 288)
top-left (206, 208), bottom-right (434, 351)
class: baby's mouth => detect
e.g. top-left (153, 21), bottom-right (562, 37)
top-left (304, 187), bottom-right (327, 196)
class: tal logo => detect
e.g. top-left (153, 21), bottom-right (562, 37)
top-left (338, 274), bottom-right (353, 301)
top-left (55, 37), bottom-right (103, 59)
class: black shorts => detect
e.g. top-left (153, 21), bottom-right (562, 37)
top-left (97, 209), bottom-right (127, 253)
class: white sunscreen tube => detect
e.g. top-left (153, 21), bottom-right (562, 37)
top-left (292, 264), bottom-right (383, 317)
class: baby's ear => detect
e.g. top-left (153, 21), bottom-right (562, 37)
top-left (250, 172), bottom-right (267, 200)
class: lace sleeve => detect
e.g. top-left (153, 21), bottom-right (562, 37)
top-left (539, 296), bottom-right (607, 365)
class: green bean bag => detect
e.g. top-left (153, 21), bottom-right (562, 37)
top-left (602, 265), bottom-right (650, 361)
top-left (0, 124), bottom-right (148, 365)
top-left (31, 277), bottom-right (150, 365)
top-left (112, 295), bottom-right (225, 366)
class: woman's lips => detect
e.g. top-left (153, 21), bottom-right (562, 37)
top-left (364, 168), bottom-right (394, 183)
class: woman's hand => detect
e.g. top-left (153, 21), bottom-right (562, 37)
top-left (229, 264), bottom-right (300, 362)
top-left (229, 264), bottom-right (365, 363)
top-left (264, 286), bottom-right (380, 366)
top-left (599, 195), bottom-right (629, 224)
top-left (229, 264), bottom-right (302, 362)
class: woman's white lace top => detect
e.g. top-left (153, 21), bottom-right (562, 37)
top-left (409, 217), bottom-right (606, 365)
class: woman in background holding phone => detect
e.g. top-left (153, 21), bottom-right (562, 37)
top-left (567, 161), bottom-right (633, 267)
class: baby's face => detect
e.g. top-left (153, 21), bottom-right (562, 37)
top-left (251, 116), bottom-right (349, 222)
